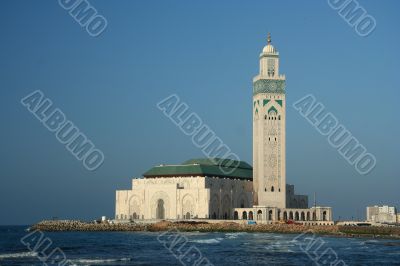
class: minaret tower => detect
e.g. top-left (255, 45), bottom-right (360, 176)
top-left (252, 33), bottom-right (286, 208)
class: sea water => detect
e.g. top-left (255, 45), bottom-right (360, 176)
top-left (1, 226), bottom-right (400, 265)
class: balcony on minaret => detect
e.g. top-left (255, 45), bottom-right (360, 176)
top-left (254, 33), bottom-right (286, 83)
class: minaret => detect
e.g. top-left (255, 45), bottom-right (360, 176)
top-left (252, 33), bottom-right (286, 208)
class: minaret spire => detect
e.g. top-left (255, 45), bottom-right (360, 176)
top-left (267, 32), bottom-right (271, 44)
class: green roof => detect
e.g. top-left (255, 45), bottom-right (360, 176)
top-left (143, 158), bottom-right (253, 180)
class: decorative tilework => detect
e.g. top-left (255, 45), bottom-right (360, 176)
top-left (253, 79), bottom-right (285, 95)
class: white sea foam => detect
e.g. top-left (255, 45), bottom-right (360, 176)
top-left (225, 232), bottom-right (247, 239)
top-left (0, 251), bottom-right (38, 259)
top-left (69, 257), bottom-right (131, 265)
top-left (191, 237), bottom-right (224, 244)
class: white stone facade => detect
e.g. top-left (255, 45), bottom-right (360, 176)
top-left (116, 176), bottom-right (252, 220)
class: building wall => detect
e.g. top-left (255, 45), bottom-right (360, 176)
top-left (286, 184), bottom-right (308, 209)
top-left (115, 176), bottom-right (252, 220)
top-left (366, 205), bottom-right (397, 223)
top-left (233, 206), bottom-right (333, 223)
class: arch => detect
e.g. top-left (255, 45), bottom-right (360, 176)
top-left (295, 212), bottom-right (299, 221)
top-left (221, 194), bottom-right (231, 220)
top-left (129, 195), bottom-right (141, 220)
top-left (301, 212), bottom-right (305, 221)
top-left (249, 211), bottom-right (254, 220)
top-left (307, 212), bottom-right (310, 221)
top-left (237, 193), bottom-right (247, 208)
top-left (271, 186), bottom-right (274, 192)
top-left (234, 211), bottom-right (239, 220)
top-left (182, 194), bottom-right (195, 220)
top-left (312, 212), bottom-right (317, 221)
top-left (185, 212), bottom-right (191, 219)
top-left (268, 106), bottom-right (278, 114)
top-left (210, 194), bottom-right (219, 219)
top-left (289, 211), bottom-right (293, 220)
top-left (268, 210), bottom-right (273, 220)
top-left (132, 212), bottom-right (138, 220)
top-left (242, 211), bottom-right (247, 220)
top-left (156, 199), bottom-right (165, 219)
top-left (323, 211), bottom-right (327, 221)
top-left (151, 191), bottom-right (170, 219)
top-left (278, 210), bottom-right (281, 220)
top-left (283, 211), bottom-right (288, 221)
top-left (257, 210), bottom-right (263, 220)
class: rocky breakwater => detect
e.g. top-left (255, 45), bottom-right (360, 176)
top-left (148, 221), bottom-right (341, 235)
top-left (31, 220), bottom-right (400, 239)
top-left (30, 220), bottom-right (145, 232)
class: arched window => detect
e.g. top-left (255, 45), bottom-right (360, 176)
top-left (257, 210), bottom-right (263, 220)
top-left (249, 211), bottom-right (254, 220)
top-left (271, 186), bottom-right (274, 192)
top-left (268, 210), bottom-right (273, 220)
top-left (156, 199), bottom-right (165, 219)
top-left (234, 211), bottom-right (239, 220)
top-left (265, 188), bottom-right (267, 192)
top-left (242, 211), bottom-right (247, 220)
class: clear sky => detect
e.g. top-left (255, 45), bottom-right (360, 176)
top-left (0, 0), bottom-right (399, 225)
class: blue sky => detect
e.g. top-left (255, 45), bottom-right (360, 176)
top-left (0, 0), bottom-right (399, 225)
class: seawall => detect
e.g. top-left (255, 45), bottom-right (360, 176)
top-left (29, 220), bottom-right (400, 239)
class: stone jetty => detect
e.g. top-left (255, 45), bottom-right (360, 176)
top-left (30, 220), bottom-right (400, 239)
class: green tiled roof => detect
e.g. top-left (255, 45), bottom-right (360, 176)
top-left (143, 158), bottom-right (253, 180)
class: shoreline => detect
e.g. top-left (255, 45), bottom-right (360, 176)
top-left (29, 220), bottom-right (400, 240)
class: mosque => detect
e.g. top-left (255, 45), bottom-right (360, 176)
top-left (115, 34), bottom-right (333, 225)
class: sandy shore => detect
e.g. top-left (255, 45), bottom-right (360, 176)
top-left (29, 220), bottom-right (400, 239)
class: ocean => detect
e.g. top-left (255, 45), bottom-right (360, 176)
top-left (0, 226), bottom-right (400, 265)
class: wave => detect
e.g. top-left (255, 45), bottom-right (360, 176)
top-left (191, 237), bottom-right (224, 244)
top-left (69, 257), bottom-right (132, 265)
top-left (225, 232), bottom-right (247, 239)
top-left (0, 251), bottom-right (38, 259)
